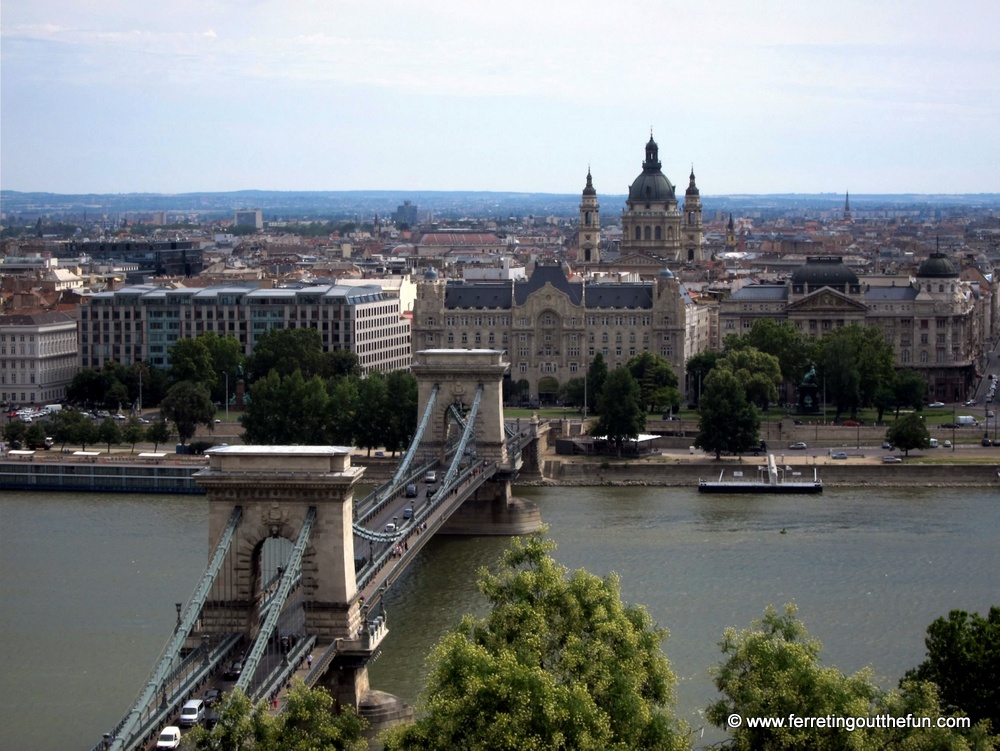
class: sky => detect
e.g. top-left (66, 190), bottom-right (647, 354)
top-left (2, 0), bottom-right (999, 196)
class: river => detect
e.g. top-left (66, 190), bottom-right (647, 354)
top-left (1, 486), bottom-right (997, 749)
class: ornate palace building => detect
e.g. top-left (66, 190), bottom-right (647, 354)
top-left (411, 262), bottom-right (714, 404)
top-left (719, 254), bottom-right (986, 402)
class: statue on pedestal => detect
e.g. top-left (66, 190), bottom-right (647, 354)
top-left (798, 364), bottom-right (820, 414)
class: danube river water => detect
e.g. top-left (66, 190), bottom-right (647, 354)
top-left (1, 486), bottom-right (998, 749)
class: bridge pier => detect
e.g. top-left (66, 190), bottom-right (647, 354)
top-left (439, 474), bottom-right (542, 535)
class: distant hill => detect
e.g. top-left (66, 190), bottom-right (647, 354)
top-left (2, 189), bottom-right (999, 221)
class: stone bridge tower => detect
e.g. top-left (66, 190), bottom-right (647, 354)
top-left (410, 348), bottom-right (512, 469)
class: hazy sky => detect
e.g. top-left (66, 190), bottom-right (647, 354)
top-left (2, 0), bottom-right (998, 196)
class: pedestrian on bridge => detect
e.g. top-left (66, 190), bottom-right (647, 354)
top-left (307, 653), bottom-right (313, 670)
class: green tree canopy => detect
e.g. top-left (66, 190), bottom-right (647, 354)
top-left (739, 318), bottom-right (812, 386)
top-left (626, 351), bottom-right (681, 413)
top-left (904, 607), bottom-right (1000, 730)
top-left (160, 381), bottom-right (215, 445)
top-left (199, 331), bottom-right (246, 404)
top-left (247, 327), bottom-right (326, 382)
top-left (355, 371), bottom-right (389, 454)
top-left (686, 349), bottom-right (722, 406)
top-left (145, 418), bottom-right (173, 452)
top-left (241, 370), bottom-right (330, 445)
top-left (122, 417), bottom-right (146, 454)
top-left (895, 368), bottom-right (928, 416)
top-left (586, 354), bottom-right (608, 415)
top-left (694, 368), bottom-right (761, 459)
top-left (96, 417), bottom-right (122, 452)
top-left (382, 535), bottom-right (690, 751)
top-left (591, 367), bottom-right (646, 456)
top-left (718, 347), bottom-right (782, 411)
top-left (708, 604), bottom-right (996, 751)
top-left (186, 683), bottom-right (366, 751)
top-left (383, 370), bottom-right (418, 454)
top-left (168, 336), bottom-right (215, 386)
top-left (886, 412), bottom-right (931, 456)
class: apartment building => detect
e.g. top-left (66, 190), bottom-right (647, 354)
top-left (79, 283), bottom-right (411, 375)
top-left (0, 311), bottom-right (78, 405)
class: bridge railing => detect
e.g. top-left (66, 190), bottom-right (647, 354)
top-left (355, 460), bottom-right (495, 596)
top-left (105, 506), bottom-right (243, 751)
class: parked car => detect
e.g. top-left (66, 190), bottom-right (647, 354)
top-left (882, 440), bottom-right (894, 449)
top-left (788, 442), bottom-right (808, 450)
top-left (927, 402), bottom-right (946, 408)
top-left (943, 440), bottom-right (952, 448)
top-left (841, 420), bottom-right (862, 427)
top-left (882, 456), bottom-right (902, 463)
top-left (156, 726), bottom-right (182, 749)
top-left (983, 437), bottom-right (993, 447)
top-left (831, 452), bottom-right (848, 459)
top-left (179, 698), bottom-right (205, 727)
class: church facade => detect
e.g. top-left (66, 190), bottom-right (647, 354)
top-left (574, 134), bottom-right (705, 267)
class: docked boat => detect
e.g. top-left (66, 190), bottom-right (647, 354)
top-left (698, 454), bottom-right (822, 494)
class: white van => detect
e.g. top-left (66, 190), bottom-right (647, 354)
top-left (928, 438), bottom-right (939, 448)
top-left (179, 698), bottom-right (205, 726)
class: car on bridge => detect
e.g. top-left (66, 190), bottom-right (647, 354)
top-left (179, 698), bottom-right (205, 726)
top-left (404, 484), bottom-right (417, 498)
top-left (223, 659), bottom-right (243, 680)
top-left (403, 507), bottom-right (413, 519)
top-left (424, 470), bottom-right (437, 483)
top-left (156, 726), bottom-right (182, 749)
top-left (384, 522), bottom-right (397, 533)
top-left (201, 687), bottom-right (222, 706)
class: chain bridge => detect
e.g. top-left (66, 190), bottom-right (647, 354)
top-left (94, 349), bottom-right (544, 751)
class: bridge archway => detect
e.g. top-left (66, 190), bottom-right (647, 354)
top-left (197, 446), bottom-right (365, 640)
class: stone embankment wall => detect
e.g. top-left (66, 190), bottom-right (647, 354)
top-left (538, 459), bottom-right (1000, 488)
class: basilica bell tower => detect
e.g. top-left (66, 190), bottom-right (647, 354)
top-left (578, 169), bottom-right (601, 263)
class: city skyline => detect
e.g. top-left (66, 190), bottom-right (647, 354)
top-left (2, 0), bottom-right (998, 196)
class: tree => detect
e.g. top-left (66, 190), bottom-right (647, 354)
top-left (895, 368), bottom-right (928, 417)
top-left (168, 337), bottom-right (215, 386)
top-left (145, 419), bottom-right (173, 452)
top-left (66, 368), bottom-right (108, 407)
top-left (903, 607), bottom-right (1000, 730)
top-left (122, 417), bottom-right (146, 454)
top-left (355, 372), bottom-right (389, 454)
top-left (381, 535), bottom-right (690, 751)
top-left (586, 354), bottom-right (608, 414)
top-left (24, 422), bottom-right (50, 449)
top-left (199, 331), bottom-right (245, 404)
top-left (247, 327), bottom-right (326, 382)
top-left (694, 369), bottom-right (760, 459)
top-left (560, 376), bottom-right (586, 409)
top-left (591, 367), bottom-right (646, 457)
top-left (708, 604), bottom-right (996, 751)
top-left (886, 412), bottom-right (930, 456)
top-left (241, 370), bottom-right (329, 445)
top-left (686, 350), bottom-right (721, 406)
top-left (383, 370), bottom-right (418, 454)
top-left (325, 348), bottom-right (361, 379)
top-left (741, 318), bottom-right (812, 388)
top-left (626, 352), bottom-right (681, 413)
top-left (718, 347), bottom-right (782, 412)
top-left (3, 418), bottom-right (27, 449)
top-left (327, 375), bottom-right (360, 446)
top-left (160, 381), bottom-right (215, 445)
top-left (96, 417), bottom-right (122, 453)
top-left (185, 683), bottom-right (367, 751)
